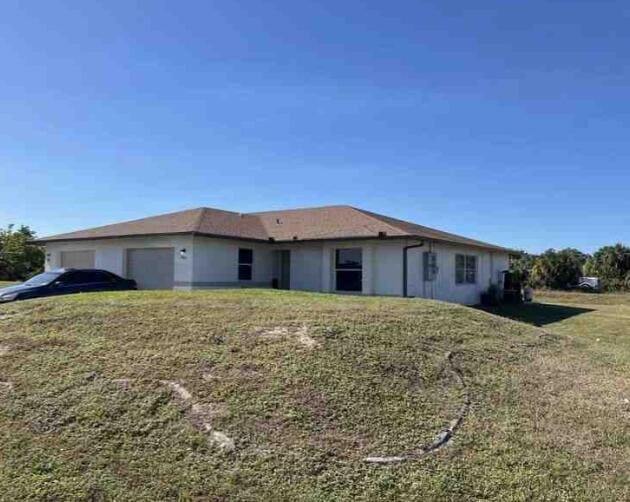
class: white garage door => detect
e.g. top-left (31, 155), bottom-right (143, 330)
top-left (126, 248), bottom-right (175, 290)
top-left (61, 250), bottom-right (95, 269)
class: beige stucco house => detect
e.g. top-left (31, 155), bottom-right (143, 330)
top-left (36, 205), bottom-right (512, 305)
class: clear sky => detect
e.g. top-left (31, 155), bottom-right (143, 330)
top-left (1, 0), bottom-right (628, 253)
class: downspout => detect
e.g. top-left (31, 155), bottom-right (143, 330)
top-left (403, 241), bottom-right (424, 298)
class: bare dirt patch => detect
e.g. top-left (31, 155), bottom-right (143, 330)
top-left (0, 379), bottom-right (13, 392)
top-left (160, 380), bottom-right (193, 401)
top-left (160, 380), bottom-right (234, 452)
top-left (254, 325), bottom-right (320, 349)
top-left (296, 326), bottom-right (319, 349)
top-left (111, 378), bottom-right (131, 389)
top-left (202, 372), bottom-right (218, 382)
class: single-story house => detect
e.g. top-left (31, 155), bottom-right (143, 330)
top-left (35, 205), bottom-right (513, 305)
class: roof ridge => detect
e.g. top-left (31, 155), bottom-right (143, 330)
top-left (248, 204), bottom-right (351, 215)
top-left (199, 206), bottom-right (243, 215)
top-left (192, 207), bottom-right (208, 232)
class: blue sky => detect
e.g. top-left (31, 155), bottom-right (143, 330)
top-left (1, 0), bottom-right (628, 253)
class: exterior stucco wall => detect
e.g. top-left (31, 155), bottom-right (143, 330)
top-left (307, 239), bottom-right (509, 303)
top-left (279, 243), bottom-right (323, 292)
top-left (190, 236), bottom-right (274, 288)
top-left (45, 235), bottom-right (510, 304)
top-left (406, 242), bottom-right (510, 304)
top-left (373, 241), bottom-right (406, 296)
top-left (319, 239), bottom-right (419, 296)
top-left (45, 235), bottom-right (194, 289)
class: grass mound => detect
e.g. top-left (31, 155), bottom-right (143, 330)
top-left (0, 289), bottom-right (626, 500)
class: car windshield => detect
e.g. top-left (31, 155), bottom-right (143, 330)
top-left (24, 272), bottom-right (62, 287)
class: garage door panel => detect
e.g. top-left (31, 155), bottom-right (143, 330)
top-left (61, 250), bottom-right (95, 269)
top-left (126, 248), bottom-right (174, 290)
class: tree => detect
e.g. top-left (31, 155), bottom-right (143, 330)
top-left (583, 243), bottom-right (630, 291)
top-left (529, 248), bottom-right (587, 290)
top-left (0, 225), bottom-right (45, 281)
top-left (509, 250), bottom-right (536, 284)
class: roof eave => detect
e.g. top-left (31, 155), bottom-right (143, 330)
top-left (33, 231), bottom-right (270, 245)
top-left (33, 231), bottom-right (513, 253)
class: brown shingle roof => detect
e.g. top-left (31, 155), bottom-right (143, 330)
top-left (35, 205), bottom-right (511, 251)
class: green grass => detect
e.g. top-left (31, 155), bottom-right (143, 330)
top-left (0, 281), bottom-right (18, 288)
top-left (0, 289), bottom-right (628, 501)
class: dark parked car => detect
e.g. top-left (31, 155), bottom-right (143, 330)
top-left (0, 269), bottom-right (137, 303)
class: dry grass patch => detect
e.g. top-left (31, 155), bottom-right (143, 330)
top-left (0, 289), bottom-right (628, 500)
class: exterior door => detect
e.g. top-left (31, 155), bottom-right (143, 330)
top-left (279, 250), bottom-right (291, 290)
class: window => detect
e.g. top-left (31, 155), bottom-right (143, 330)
top-left (335, 248), bottom-right (362, 292)
top-left (423, 251), bottom-right (438, 282)
top-left (455, 254), bottom-right (477, 284)
top-left (89, 271), bottom-right (115, 283)
top-left (24, 272), bottom-right (62, 287)
top-left (238, 248), bottom-right (253, 281)
top-left (60, 271), bottom-right (91, 285)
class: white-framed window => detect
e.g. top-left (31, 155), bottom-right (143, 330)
top-left (455, 254), bottom-right (477, 284)
top-left (238, 248), bottom-right (253, 281)
top-left (335, 248), bottom-right (362, 292)
top-left (423, 251), bottom-right (438, 282)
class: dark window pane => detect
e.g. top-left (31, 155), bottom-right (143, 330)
top-left (238, 264), bottom-right (252, 281)
top-left (238, 248), bottom-right (253, 264)
top-left (59, 272), bottom-right (77, 285)
top-left (466, 255), bottom-right (477, 270)
top-left (79, 271), bottom-right (100, 283)
top-left (24, 272), bottom-right (62, 286)
top-left (455, 268), bottom-right (465, 284)
top-left (455, 254), bottom-right (465, 284)
top-left (90, 271), bottom-right (114, 283)
top-left (102, 271), bottom-right (119, 282)
top-left (455, 255), bottom-right (476, 284)
top-left (466, 256), bottom-right (477, 283)
top-left (78, 271), bottom-right (99, 283)
top-left (466, 270), bottom-right (476, 283)
top-left (336, 270), bottom-right (362, 292)
top-left (336, 248), bottom-right (362, 269)
top-left (62, 271), bottom-right (92, 285)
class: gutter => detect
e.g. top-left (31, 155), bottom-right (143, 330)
top-left (402, 241), bottom-right (425, 298)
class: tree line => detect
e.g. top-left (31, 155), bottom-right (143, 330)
top-left (511, 244), bottom-right (630, 291)
top-left (0, 225), bottom-right (45, 281)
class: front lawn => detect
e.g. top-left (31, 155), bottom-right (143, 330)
top-left (0, 289), bottom-right (627, 500)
